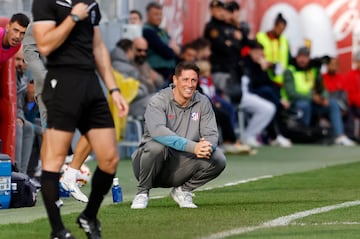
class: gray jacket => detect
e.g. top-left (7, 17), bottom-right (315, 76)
top-left (141, 85), bottom-right (218, 153)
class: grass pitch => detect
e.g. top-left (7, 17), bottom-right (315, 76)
top-left (0, 145), bottom-right (359, 238)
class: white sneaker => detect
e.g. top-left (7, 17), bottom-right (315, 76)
top-left (270, 135), bottom-right (292, 148)
top-left (131, 193), bottom-right (149, 209)
top-left (335, 135), bottom-right (356, 146)
top-left (170, 187), bottom-right (197, 208)
top-left (243, 137), bottom-right (262, 148)
top-left (59, 178), bottom-right (89, 203)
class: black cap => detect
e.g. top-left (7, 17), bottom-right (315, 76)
top-left (209, 0), bottom-right (225, 8)
top-left (297, 47), bottom-right (310, 56)
top-left (224, 1), bottom-right (240, 12)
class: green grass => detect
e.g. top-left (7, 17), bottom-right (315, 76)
top-left (1, 155), bottom-right (360, 239)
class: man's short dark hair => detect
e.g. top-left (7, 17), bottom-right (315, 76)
top-left (116, 38), bottom-right (133, 52)
top-left (180, 42), bottom-right (196, 55)
top-left (10, 13), bottom-right (30, 28)
top-left (191, 38), bottom-right (211, 50)
top-left (130, 10), bottom-right (143, 20)
top-left (146, 2), bottom-right (163, 12)
top-left (174, 62), bottom-right (200, 78)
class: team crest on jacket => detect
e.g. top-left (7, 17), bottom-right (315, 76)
top-left (191, 112), bottom-right (200, 121)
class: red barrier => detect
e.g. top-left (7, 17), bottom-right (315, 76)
top-left (0, 17), bottom-right (17, 163)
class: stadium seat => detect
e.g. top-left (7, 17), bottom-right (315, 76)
top-left (0, 17), bottom-right (17, 163)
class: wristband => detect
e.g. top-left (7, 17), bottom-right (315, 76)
top-left (109, 87), bottom-right (121, 95)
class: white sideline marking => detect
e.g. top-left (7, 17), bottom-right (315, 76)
top-left (292, 221), bottom-right (360, 226)
top-left (200, 200), bottom-right (360, 239)
top-left (149, 175), bottom-right (273, 200)
top-left (202, 175), bottom-right (273, 191)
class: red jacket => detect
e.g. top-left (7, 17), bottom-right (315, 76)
top-left (322, 72), bottom-right (346, 93)
top-left (345, 69), bottom-right (360, 107)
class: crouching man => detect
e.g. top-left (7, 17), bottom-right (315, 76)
top-left (131, 62), bottom-right (226, 209)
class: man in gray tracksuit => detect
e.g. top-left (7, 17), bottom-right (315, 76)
top-left (131, 62), bottom-right (226, 209)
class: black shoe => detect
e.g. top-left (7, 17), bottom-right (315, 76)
top-left (77, 213), bottom-right (101, 239)
top-left (51, 229), bottom-right (76, 239)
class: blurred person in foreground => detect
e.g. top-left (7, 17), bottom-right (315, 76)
top-left (32, 1), bottom-right (129, 238)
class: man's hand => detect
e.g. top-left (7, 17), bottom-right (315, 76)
top-left (313, 93), bottom-right (328, 106)
top-left (71, 3), bottom-right (89, 21)
top-left (194, 138), bottom-right (213, 159)
top-left (111, 91), bottom-right (129, 118)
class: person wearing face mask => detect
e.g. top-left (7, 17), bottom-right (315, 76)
top-left (132, 36), bottom-right (164, 93)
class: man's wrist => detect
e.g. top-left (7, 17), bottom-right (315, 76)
top-left (109, 87), bottom-right (121, 95)
top-left (70, 13), bottom-right (80, 23)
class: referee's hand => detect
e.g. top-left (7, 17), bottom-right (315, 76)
top-left (112, 91), bottom-right (129, 118)
top-left (71, 3), bottom-right (89, 21)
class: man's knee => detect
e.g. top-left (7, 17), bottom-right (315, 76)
top-left (211, 150), bottom-right (226, 174)
top-left (137, 141), bottom-right (166, 159)
top-left (132, 141), bottom-right (166, 178)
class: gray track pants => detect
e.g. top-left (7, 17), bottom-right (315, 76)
top-left (132, 140), bottom-right (226, 194)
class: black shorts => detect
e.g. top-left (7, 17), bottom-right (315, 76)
top-left (42, 67), bottom-right (114, 134)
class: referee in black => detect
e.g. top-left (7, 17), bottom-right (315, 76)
top-left (32, 1), bottom-right (129, 238)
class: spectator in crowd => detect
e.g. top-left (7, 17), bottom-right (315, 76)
top-left (15, 46), bottom-right (35, 174)
top-left (130, 62), bottom-right (226, 209)
top-left (176, 42), bottom-right (197, 64)
top-left (143, 2), bottom-right (180, 83)
top-left (204, 0), bottom-right (243, 98)
top-left (243, 40), bottom-right (292, 147)
top-left (223, 1), bottom-right (241, 28)
top-left (32, 1), bottom-right (129, 238)
top-left (23, 22), bottom-right (90, 203)
top-left (0, 13), bottom-right (29, 64)
top-left (129, 9), bottom-right (143, 25)
top-left (111, 38), bottom-right (138, 78)
top-left (196, 60), bottom-right (253, 154)
top-left (283, 47), bottom-right (355, 146)
top-left (24, 80), bottom-right (42, 179)
top-left (238, 76), bottom-right (276, 147)
top-left (122, 9), bottom-right (143, 40)
top-left (256, 13), bottom-right (290, 87)
top-left (343, 52), bottom-right (360, 113)
top-left (111, 38), bottom-right (152, 117)
top-left (344, 51), bottom-right (360, 138)
top-left (133, 36), bottom-right (164, 93)
top-left (223, 1), bottom-right (251, 58)
top-left (191, 37), bottom-right (212, 61)
top-left (322, 56), bottom-right (349, 113)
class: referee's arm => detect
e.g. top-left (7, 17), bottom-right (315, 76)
top-left (92, 27), bottom-right (129, 117)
